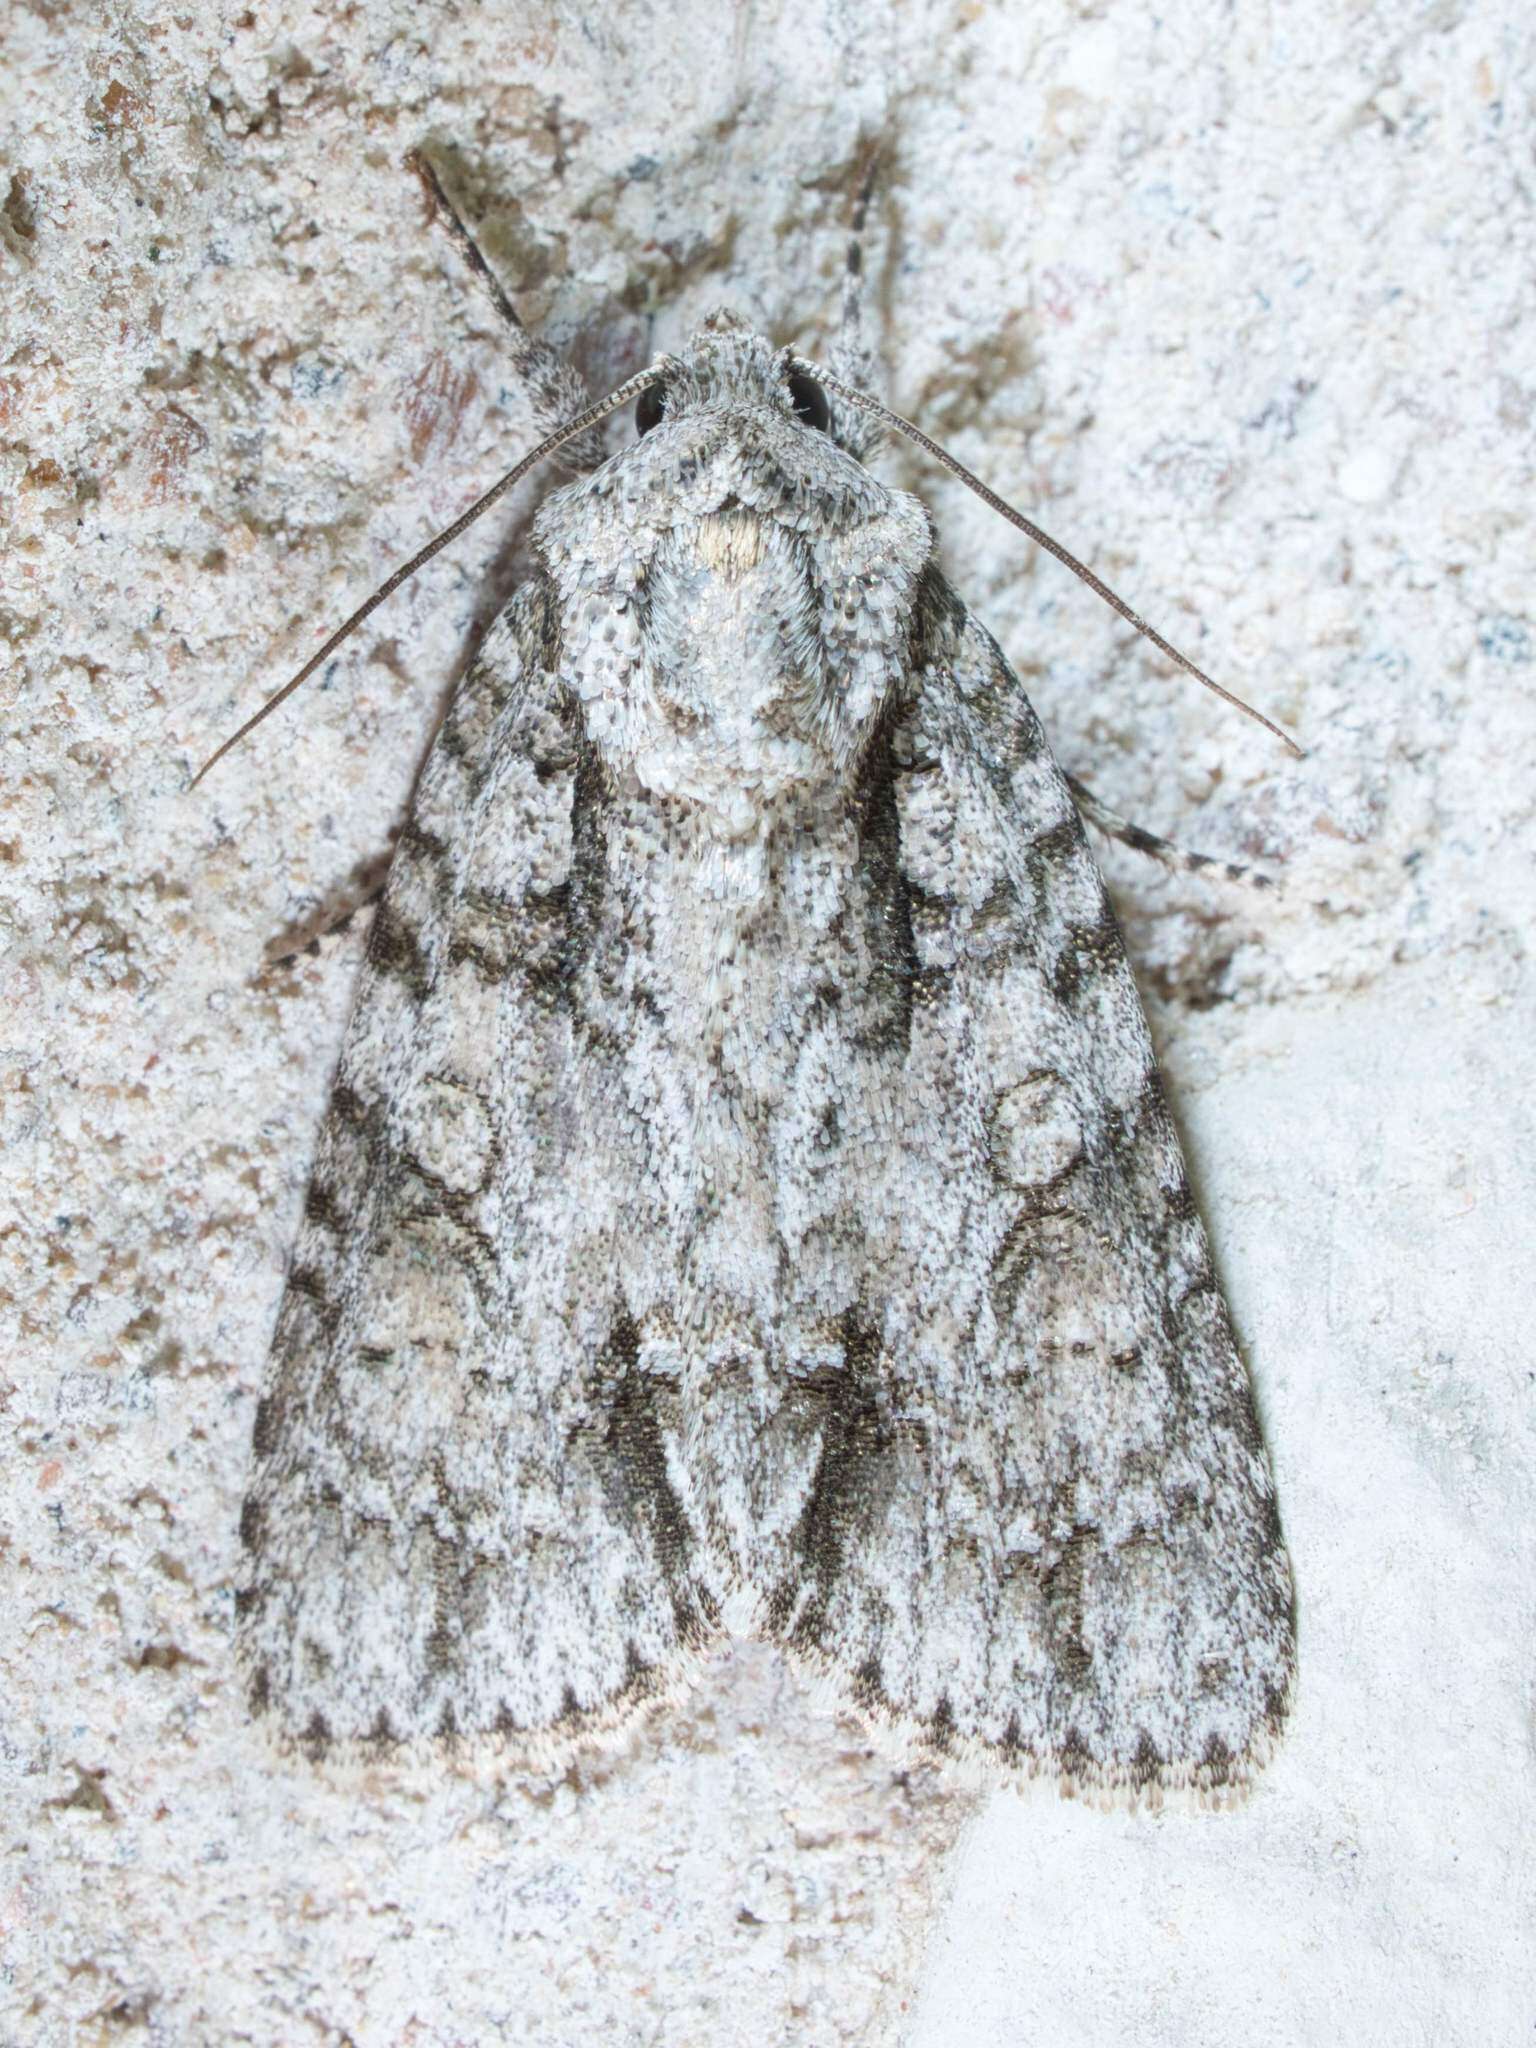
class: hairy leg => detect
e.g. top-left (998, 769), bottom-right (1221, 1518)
top-left (407, 148), bottom-right (600, 465)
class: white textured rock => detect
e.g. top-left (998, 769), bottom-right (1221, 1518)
top-left (3, 3), bottom-right (1531, 2043)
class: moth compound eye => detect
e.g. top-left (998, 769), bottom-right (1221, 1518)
top-left (786, 372), bottom-right (830, 433)
top-left (635, 382), bottom-right (667, 436)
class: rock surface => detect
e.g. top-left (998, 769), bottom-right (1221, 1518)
top-left (3, 2), bottom-right (1531, 2042)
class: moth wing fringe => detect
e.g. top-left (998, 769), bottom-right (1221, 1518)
top-left (780, 1635), bottom-right (1294, 1814)
top-left (236, 1618), bottom-right (729, 1780)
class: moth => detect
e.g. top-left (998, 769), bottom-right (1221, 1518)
top-left (222, 155), bottom-right (1296, 1799)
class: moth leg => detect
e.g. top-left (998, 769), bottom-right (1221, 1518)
top-left (259, 873), bottom-right (389, 972)
top-left (405, 147), bottom-right (602, 467)
top-left (1066, 772), bottom-right (1278, 891)
top-left (827, 144), bottom-right (884, 458)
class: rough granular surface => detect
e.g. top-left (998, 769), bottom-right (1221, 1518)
top-left (3, 4), bottom-right (1532, 2043)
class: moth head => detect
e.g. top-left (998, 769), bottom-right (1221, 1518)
top-left (630, 314), bottom-right (843, 455)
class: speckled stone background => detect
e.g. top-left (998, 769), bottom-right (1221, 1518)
top-left (3, 3), bottom-right (1532, 2043)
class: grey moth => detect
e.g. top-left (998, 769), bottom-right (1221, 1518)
top-left (226, 157), bottom-right (1295, 1801)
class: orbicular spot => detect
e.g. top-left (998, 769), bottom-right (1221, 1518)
top-left (352, 1225), bottom-right (487, 1359)
top-left (398, 1075), bottom-right (495, 1194)
top-left (986, 1071), bottom-right (1084, 1189)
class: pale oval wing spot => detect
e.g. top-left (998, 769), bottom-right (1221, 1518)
top-left (399, 1076), bottom-right (495, 1193)
top-left (987, 1070), bottom-right (1084, 1187)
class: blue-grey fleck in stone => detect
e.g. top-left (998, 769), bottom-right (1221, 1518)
top-left (1478, 615), bottom-right (1531, 664)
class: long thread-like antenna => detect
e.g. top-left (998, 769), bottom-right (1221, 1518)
top-left (798, 358), bottom-right (1304, 759)
top-left (190, 363), bottom-right (667, 786)
top-left (197, 347), bottom-right (1303, 787)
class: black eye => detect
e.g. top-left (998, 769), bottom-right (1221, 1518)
top-left (635, 382), bottom-right (667, 436)
top-left (787, 372), bottom-right (830, 433)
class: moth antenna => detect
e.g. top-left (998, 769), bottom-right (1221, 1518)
top-left (406, 147), bottom-right (530, 347)
top-left (404, 148), bottom-right (598, 455)
top-left (799, 359), bottom-right (1305, 760)
top-left (1065, 773), bottom-right (1279, 892)
top-left (191, 363), bottom-right (670, 787)
top-left (839, 142), bottom-right (881, 357)
top-left (826, 145), bottom-right (885, 462)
